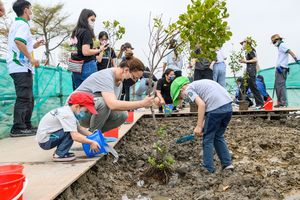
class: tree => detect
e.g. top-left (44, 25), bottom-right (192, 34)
top-left (32, 3), bottom-right (72, 64)
top-left (102, 20), bottom-right (125, 49)
top-left (145, 14), bottom-right (183, 126)
top-left (177, 0), bottom-right (232, 61)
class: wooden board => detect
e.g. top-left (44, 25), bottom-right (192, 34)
top-left (0, 112), bottom-right (144, 200)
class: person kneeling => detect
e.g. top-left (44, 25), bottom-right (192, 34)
top-left (171, 77), bottom-right (234, 173)
top-left (36, 92), bottom-right (100, 162)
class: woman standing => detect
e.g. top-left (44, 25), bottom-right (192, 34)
top-left (156, 68), bottom-right (176, 113)
top-left (163, 39), bottom-right (183, 78)
top-left (71, 9), bottom-right (102, 89)
top-left (212, 48), bottom-right (227, 87)
top-left (96, 31), bottom-right (117, 71)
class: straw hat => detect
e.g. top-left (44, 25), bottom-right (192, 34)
top-left (271, 34), bottom-right (283, 43)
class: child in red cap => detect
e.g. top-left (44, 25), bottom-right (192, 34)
top-left (36, 92), bottom-right (100, 162)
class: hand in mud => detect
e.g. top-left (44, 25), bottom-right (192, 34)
top-left (194, 125), bottom-right (203, 137)
top-left (90, 141), bottom-right (100, 153)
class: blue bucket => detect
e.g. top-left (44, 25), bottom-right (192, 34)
top-left (163, 104), bottom-right (174, 114)
top-left (82, 130), bottom-right (108, 158)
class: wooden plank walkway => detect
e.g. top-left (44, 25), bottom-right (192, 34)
top-left (0, 112), bottom-right (144, 200)
top-left (0, 107), bottom-right (300, 199)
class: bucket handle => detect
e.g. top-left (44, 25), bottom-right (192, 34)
top-left (12, 177), bottom-right (28, 200)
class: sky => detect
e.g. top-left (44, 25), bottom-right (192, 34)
top-left (2, 0), bottom-right (300, 75)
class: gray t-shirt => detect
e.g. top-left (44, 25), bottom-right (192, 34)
top-left (76, 68), bottom-right (123, 99)
top-left (186, 80), bottom-right (232, 112)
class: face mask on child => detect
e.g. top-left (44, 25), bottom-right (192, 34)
top-left (75, 111), bottom-right (89, 120)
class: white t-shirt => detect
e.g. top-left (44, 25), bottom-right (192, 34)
top-left (36, 106), bottom-right (79, 143)
top-left (216, 49), bottom-right (226, 63)
top-left (276, 42), bottom-right (290, 68)
top-left (164, 50), bottom-right (183, 71)
top-left (6, 17), bottom-right (34, 74)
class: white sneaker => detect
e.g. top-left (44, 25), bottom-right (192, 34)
top-left (222, 164), bottom-right (234, 171)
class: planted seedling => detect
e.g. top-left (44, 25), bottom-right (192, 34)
top-left (142, 126), bottom-right (175, 184)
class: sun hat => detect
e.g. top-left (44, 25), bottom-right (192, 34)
top-left (68, 92), bottom-right (98, 114)
top-left (170, 77), bottom-right (190, 106)
top-left (271, 34), bottom-right (283, 43)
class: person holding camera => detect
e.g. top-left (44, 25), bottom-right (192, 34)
top-left (96, 31), bottom-right (117, 71)
top-left (71, 9), bottom-right (103, 89)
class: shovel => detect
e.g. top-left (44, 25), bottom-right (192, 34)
top-left (176, 134), bottom-right (195, 144)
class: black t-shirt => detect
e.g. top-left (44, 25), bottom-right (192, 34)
top-left (157, 78), bottom-right (173, 103)
top-left (71, 28), bottom-right (95, 62)
top-left (245, 50), bottom-right (257, 76)
top-left (96, 47), bottom-right (117, 71)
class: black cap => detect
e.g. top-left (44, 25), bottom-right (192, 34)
top-left (122, 42), bottom-right (134, 50)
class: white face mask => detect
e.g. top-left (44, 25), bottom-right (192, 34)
top-left (89, 21), bottom-right (95, 29)
top-left (274, 40), bottom-right (280, 47)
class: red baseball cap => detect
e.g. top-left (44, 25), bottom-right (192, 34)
top-left (68, 92), bottom-right (98, 114)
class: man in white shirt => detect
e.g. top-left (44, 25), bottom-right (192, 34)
top-left (7, 0), bottom-right (43, 137)
top-left (271, 34), bottom-right (299, 107)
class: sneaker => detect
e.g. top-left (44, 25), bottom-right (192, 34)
top-left (10, 129), bottom-right (36, 137)
top-left (255, 105), bottom-right (264, 110)
top-left (222, 164), bottom-right (234, 171)
top-left (27, 126), bottom-right (38, 132)
top-left (274, 104), bottom-right (287, 108)
top-left (53, 153), bottom-right (76, 162)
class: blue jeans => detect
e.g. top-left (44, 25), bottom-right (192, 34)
top-left (202, 103), bottom-right (232, 173)
top-left (213, 62), bottom-right (226, 87)
top-left (72, 60), bottom-right (97, 90)
top-left (39, 129), bottom-right (73, 157)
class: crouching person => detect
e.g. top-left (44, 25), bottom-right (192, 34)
top-left (171, 77), bottom-right (233, 173)
top-left (36, 92), bottom-right (100, 162)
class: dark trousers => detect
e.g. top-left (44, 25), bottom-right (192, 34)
top-left (194, 69), bottom-right (213, 81)
top-left (10, 72), bottom-right (34, 130)
top-left (247, 75), bottom-right (264, 107)
top-left (121, 79), bottom-right (136, 101)
top-left (39, 129), bottom-right (73, 157)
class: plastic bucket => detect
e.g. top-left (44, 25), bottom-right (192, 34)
top-left (163, 104), bottom-right (174, 114)
top-left (103, 127), bottom-right (119, 138)
top-left (0, 164), bottom-right (24, 175)
top-left (264, 100), bottom-right (273, 110)
top-left (82, 130), bottom-right (108, 158)
top-left (0, 173), bottom-right (27, 200)
top-left (125, 111), bottom-right (134, 123)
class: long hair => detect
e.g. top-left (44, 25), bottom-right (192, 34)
top-left (162, 68), bottom-right (174, 79)
top-left (98, 31), bottom-right (109, 40)
top-left (71, 9), bottom-right (96, 39)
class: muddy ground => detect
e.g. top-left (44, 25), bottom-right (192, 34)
top-left (57, 116), bottom-right (300, 200)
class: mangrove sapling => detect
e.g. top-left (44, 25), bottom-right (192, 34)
top-left (142, 126), bottom-right (175, 184)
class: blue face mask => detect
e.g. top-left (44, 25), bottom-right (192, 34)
top-left (170, 76), bottom-right (175, 81)
top-left (74, 111), bottom-right (89, 120)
